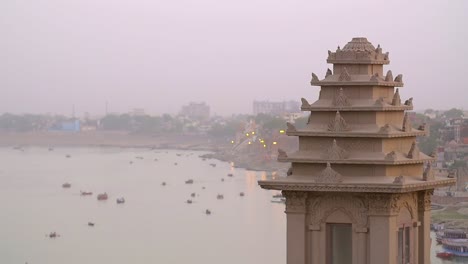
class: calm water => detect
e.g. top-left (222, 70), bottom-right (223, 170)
top-left (0, 147), bottom-right (462, 263)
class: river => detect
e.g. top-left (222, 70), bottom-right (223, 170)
top-left (0, 147), bottom-right (462, 263)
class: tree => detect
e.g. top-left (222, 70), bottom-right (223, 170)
top-left (444, 108), bottom-right (464, 119)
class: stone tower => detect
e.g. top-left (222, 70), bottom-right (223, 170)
top-left (258, 38), bottom-right (455, 264)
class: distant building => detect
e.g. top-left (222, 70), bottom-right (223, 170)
top-left (180, 102), bottom-right (210, 121)
top-left (253, 100), bottom-right (300, 116)
top-left (130, 108), bottom-right (146, 116)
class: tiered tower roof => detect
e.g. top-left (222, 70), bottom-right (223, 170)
top-left (259, 37), bottom-right (455, 193)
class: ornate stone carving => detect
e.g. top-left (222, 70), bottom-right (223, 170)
top-left (323, 139), bottom-right (349, 160)
top-left (278, 149), bottom-right (288, 159)
top-left (394, 74), bottom-right (403, 82)
top-left (404, 97), bottom-right (413, 107)
top-left (316, 163), bottom-right (343, 183)
top-left (393, 175), bottom-right (405, 185)
top-left (339, 67), bottom-right (351, 81)
top-left (325, 68), bottom-right (332, 78)
top-left (368, 194), bottom-right (401, 215)
top-left (423, 163), bottom-right (435, 181)
top-left (286, 122), bottom-right (296, 132)
top-left (308, 194), bottom-right (368, 229)
top-left (327, 111), bottom-right (350, 131)
top-left (384, 52), bottom-right (389, 60)
top-left (407, 141), bottom-right (420, 159)
top-left (287, 167), bottom-right (293, 176)
top-left (283, 191), bottom-right (307, 213)
top-left (332, 88), bottom-right (351, 107)
top-left (385, 151), bottom-right (398, 161)
top-left (370, 73), bottom-right (379, 82)
top-left (417, 190), bottom-right (434, 211)
top-left (402, 113), bottom-right (412, 132)
top-left (376, 44), bottom-right (382, 54)
top-left (374, 97), bottom-right (387, 106)
top-left (418, 122), bottom-right (426, 132)
top-left (379, 124), bottom-right (393, 134)
top-left (300, 97), bottom-right (310, 108)
top-left (385, 70), bottom-right (393, 82)
top-left (311, 72), bottom-right (319, 83)
top-left (392, 88), bottom-right (401, 106)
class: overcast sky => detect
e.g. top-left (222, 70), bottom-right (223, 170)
top-left (1, 0), bottom-right (467, 117)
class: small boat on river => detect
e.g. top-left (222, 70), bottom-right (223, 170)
top-left (436, 251), bottom-right (453, 259)
top-left (116, 197), bottom-right (125, 204)
top-left (436, 229), bottom-right (467, 244)
top-left (80, 191), bottom-right (93, 196)
top-left (97, 193), bottom-right (108, 200)
top-left (62, 183), bottom-right (71, 188)
top-left (185, 179), bottom-right (194, 184)
top-left (441, 238), bottom-right (468, 257)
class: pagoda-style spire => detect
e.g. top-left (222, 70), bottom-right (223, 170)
top-left (328, 111), bottom-right (350, 131)
top-left (325, 68), bottom-right (332, 78)
top-left (315, 163), bottom-right (343, 183)
top-left (402, 113), bottom-right (412, 132)
top-left (278, 149), bottom-right (288, 159)
top-left (392, 88), bottom-right (401, 106)
top-left (332, 88), bottom-right (351, 107)
top-left (323, 139), bottom-right (349, 160)
top-left (404, 97), bottom-right (413, 107)
top-left (311, 72), bottom-right (319, 82)
top-left (385, 70), bottom-right (393, 82)
top-left (423, 163), bottom-right (435, 181)
top-left (385, 151), bottom-right (398, 161)
top-left (286, 122), bottom-right (296, 132)
top-left (301, 97), bottom-right (310, 108)
top-left (407, 141), bottom-right (420, 159)
top-left (395, 74), bottom-right (403, 82)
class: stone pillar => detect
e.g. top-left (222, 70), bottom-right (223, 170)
top-left (283, 191), bottom-right (308, 264)
top-left (354, 228), bottom-right (368, 264)
top-left (309, 225), bottom-right (321, 264)
top-left (417, 190), bottom-right (433, 264)
top-left (368, 194), bottom-right (399, 264)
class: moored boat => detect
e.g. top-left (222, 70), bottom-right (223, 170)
top-left (436, 251), bottom-right (453, 259)
top-left (80, 191), bottom-right (93, 196)
top-left (185, 179), bottom-right (194, 184)
top-left (62, 183), bottom-right (71, 188)
top-left (436, 229), bottom-right (467, 244)
top-left (116, 197), bottom-right (125, 204)
top-left (97, 193), bottom-right (108, 200)
top-left (441, 238), bottom-right (468, 257)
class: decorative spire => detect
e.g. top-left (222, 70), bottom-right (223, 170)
top-left (423, 163), bottom-right (435, 181)
top-left (301, 97), bottom-right (310, 108)
top-left (322, 139), bottom-right (349, 160)
top-left (393, 175), bottom-right (405, 185)
top-left (404, 97), bottom-right (413, 107)
top-left (332, 88), bottom-right (351, 107)
top-left (286, 122), bottom-right (296, 132)
top-left (394, 74), bottom-right (403, 82)
top-left (392, 88), bottom-right (401, 106)
top-left (376, 44), bottom-right (382, 54)
top-left (402, 113), bottom-right (412, 132)
top-left (315, 163), bottom-right (343, 183)
top-left (338, 67), bottom-right (351, 81)
top-left (418, 122), bottom-right (427, 132)
top-left (407, 141), bottom-right (420, 159)
top-left (385, 151), bottom-right (398, 161)
top-left (328, 111), bottom-right (350, 131)
top-left (374, 97), bottom-right (387, 106)
top-left (379, 124), bottom-right (393, 134)
top-left (325, 68), bottom-right (333, 78)
top-left (278, 149), bottom-right (288, 159)
top-left (287, 167), bottom-right (293, 176)
top-left (311, 72), bottom-right (319, 82)
top-left (370, 73), bottom-right (379, 82)
top-left (385, 70), bottom-right (393, 82)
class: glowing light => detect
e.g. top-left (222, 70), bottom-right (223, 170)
top-left (260, 139), bottom-right (264, 143)
top-left (251, 132), bottom-right (255, 135)
top-left (279, 130), bottom-right (285, 134)
top-left (231, 140), bottom-right (234, 144)
top-left (246, 133), bottom-right (249, 137)
top-left (263, 144), bottom-right (266, 148)
top-left (248, 141), bottom-right (252, 145)
top-left (273, 141), bottom-right (277, 145)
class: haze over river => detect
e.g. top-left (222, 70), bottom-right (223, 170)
top-left (0, 147), bottom-right (461, 263)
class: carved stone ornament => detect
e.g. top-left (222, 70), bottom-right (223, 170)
top-left (311, 72), bottom-right (320, 82)
top-left (379, 124), bottom-right (393, 134)
top-left (384, 52), bottom-right (389, 60)
top-left (315, 163), bottom-right (343, 183)
top-left (393, 175), bottom-right (405, 185)
top-left (423, 163), bottom-right (435, 181)
top-left (376, 44), bottom-right (382, 54)
top-left (278, 149), bottom-right (288, 159)
top-left (308, 194), bottom-right (368, 230)
top-left (368, 193), bottom-right (401, 215)
top-left (325, 68), bottom-right (332, 78)
top-left (301, 97), bottom-right (310, 108)
top-left (402, 113), bottom-right (412, 132)
top-left (286, 122), bottom-right (296, 132)
top-left (394, 74), bottom-right (403, 82)
top-left (323, 139), bottom-right (349, 160)
top-left (404, 97), bottom-right (413, 107)
top-left (407, 141), bottom-right (420, 159)
top-left (287, 167), bottom-right (293, 176)
top-left (385, 70), bottom-right (393, 82)
top-left (418, 122), bottom-right (427, 132)
top-left (339, 67), bottom-right (351, 81)
top-left (282, 191), bottom-right (307, 213)
top-left (374, 97), bottom-right (387, 106)
top-left (332, 88), bottom-right (351, 107)
top-left (417, 190), bottom-right (434, 211)
top-left (328, 111), bottom-right (350, 132)
top-left (370, 73), bottom-right (379, 82)
top-left (307, 112), bottom-right (312, 124)
top-left (385, 151), bottom-right (398, 161)
top-left (392, 88), bottom-right (401, 106)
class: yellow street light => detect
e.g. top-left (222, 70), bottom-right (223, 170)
top-left (252, 131), bottom-right (255, 135)
top-left (248, 141), bottom-right (252, 145)
top-left (231, 140), bottom-right (235, 144)
top-left (279, 130), bottom-right (285, 134)
top-left (246, 133), bottom-right (250, 137)
top-left (273, 141), bottom-right (277, 145)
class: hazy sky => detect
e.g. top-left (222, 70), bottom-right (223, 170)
top-left (1, 0), bottom-right (467, 117)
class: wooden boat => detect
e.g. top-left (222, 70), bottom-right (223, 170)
top-left (88, 222), bottom-right (95, 227)
top-left (239, 192), bottom-right (245, 197)
top-left (80, 191), bottom-right (93, 196)
top-left (97, 193), bottom-right (108, 200)
top-left (116, 197), bottom-right (125, 204)
top-left (62, 183), bottom-right (71, 188)
top-left (49, 232), bottom-right (58, 238)
top-left (217, 194), bottom-right (224, 200)
top-left (441, 238), bottom-right (468, 257)
top-left (436, 252), bottom-right (453, 259)
top-left (436, 229), bottom-right (467, 244)
top-left (205, 209), bottom-right (211, 215)
top-left (185, 179), bottom-right (194, 184)
top-left (186, 199), bottom-right (193, 204)
top-left (227, 173), bottom-right (233, 177)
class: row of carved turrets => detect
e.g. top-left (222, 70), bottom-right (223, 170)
top-left (311, 69), bottom-right (403, 84)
